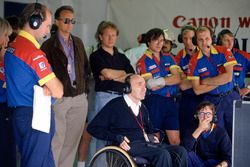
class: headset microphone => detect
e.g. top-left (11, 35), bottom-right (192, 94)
top-left (207, 45), bottom-right (210, 48)
top-left (234, 24), bottom-right (240, 38)
top-left (211, 25), bottom-right (218, 44)
top-left (233, 24), bottom-right (240, 49)
top-left (189, 48), bottom-right (193, 52)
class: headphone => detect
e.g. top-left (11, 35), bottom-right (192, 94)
top-left (29, 3), bottom-right (44, 30)
top-left (194, 101), bottom-right (218, 123)
top-left (192, 26), bottom-right (217, 46)
top-left (177, 25), bottom-right (197, 43)
top-left (123, 74), bottom-right (134, 94)
top-left (216, 29), bottom-right (239, 49)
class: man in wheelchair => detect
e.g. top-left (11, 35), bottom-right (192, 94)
top-left (88, 74), bottom-right (188, 167)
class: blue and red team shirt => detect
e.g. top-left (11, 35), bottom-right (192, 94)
top-left (4, 30), bottom-right (56, 107)
top-left (175, 48), bottom-right (197, 95)
top-left (187, 45), bottom-right (237, 95)
top-left (0, 61), bottom-right (6, 103)
top-left (136, 49), bottom-right (180, 97)
top-left (232, 48), bottom-right (250, 88)
top-left (176, 49), bottom-right (192, 75)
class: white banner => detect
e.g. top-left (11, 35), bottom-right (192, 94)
top-left (107, 0), bottom-right (250, 53)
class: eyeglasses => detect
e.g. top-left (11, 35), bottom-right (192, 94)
top-left (198, 112), bottom-right (212, 117)
top-left (58, 18), bottom-right (76, 25)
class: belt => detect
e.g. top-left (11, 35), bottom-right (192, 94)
top-left (207, 89), bottom-right (234, 98)
top-left (104, 91), bottom-right (123, 95)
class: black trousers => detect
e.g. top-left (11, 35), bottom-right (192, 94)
top-left (0, 102), bottom-right (16, 167)
top-left (128, 141), bottom-right (188, 167)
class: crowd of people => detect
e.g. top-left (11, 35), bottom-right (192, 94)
top-left (0, 2), bottom-right (250, 167)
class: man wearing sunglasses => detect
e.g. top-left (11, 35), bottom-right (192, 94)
top-left (41, 5), bottom-right (90, 167)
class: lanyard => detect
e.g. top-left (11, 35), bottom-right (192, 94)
top-left (129, 107), bottom-right (149, 142)
top-left (129, 107), bottom-right (144, 131)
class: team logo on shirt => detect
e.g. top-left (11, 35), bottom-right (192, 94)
top-left (38, 62), bottom-right (47, 71)
top-left (182, 64), bottom-right (189, 70)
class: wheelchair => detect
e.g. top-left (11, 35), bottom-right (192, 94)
top-left (88, 145), bottom-right (151, 167)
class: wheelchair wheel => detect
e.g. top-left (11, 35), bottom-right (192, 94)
top-left (89, 146), bottom-right (137, 167)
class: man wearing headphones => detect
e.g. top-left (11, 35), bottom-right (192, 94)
top-left (187, 26), bottom-right (240, 140)
top-left (175, 25), bottom-right (204, 139)
top-left (217, 29), bottom-right (250, 97)
top-left (4, 3), bottom-right (63, 167)
top-left (88, 74), bottom-right (188, 167)
top-left (182, 101), bottom-right (231, 167)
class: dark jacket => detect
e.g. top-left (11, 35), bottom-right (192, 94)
top-left (182, 125), bottom-right (232, 166)
top-left (87, 97), bottom-right (155, 144)
top-left (41, 34), bottom-right (90, 97)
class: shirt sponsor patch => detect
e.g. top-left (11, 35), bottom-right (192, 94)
top-left (198, 67), bottom-right (207, 73)
top-left (148, 64), bottom-right (157, 70)
top-left (7, 47), bottom-right (15, 53)
top-left (0, 67), bottom-right (4, 74)
top-left (164, 63), bottom-right (170, 66)
top-left (136, 66), bottom-right (141, 74)
top-left (228, 55), bottom-right (234, 59)
top-left (33, 55), bottom-right (44, 61)
top-left (182, 64), bottom-right (189, 70)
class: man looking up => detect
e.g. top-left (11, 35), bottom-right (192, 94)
top-left (88, 74), bottom-right (188, 167)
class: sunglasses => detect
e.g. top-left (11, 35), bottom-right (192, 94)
top-left (58, 18), bottom-right (76, 24)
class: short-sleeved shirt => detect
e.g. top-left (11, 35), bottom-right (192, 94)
top-left (90, 47), bottom-right (134, 93)
top-left (187, 45), bottom-right (237, 95)
top-left (4, 30), bottom-right (55, 107)
top-left (136, 49), bottom-right (180, 97)
top-left (176, 49), bottom-right (192, 76)
top-left (0, 61), bottom-right (6, 103)
top-left (176, 48), bottom-right (197, 95)
top-left (232, 48), bottom-right (250, 88)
